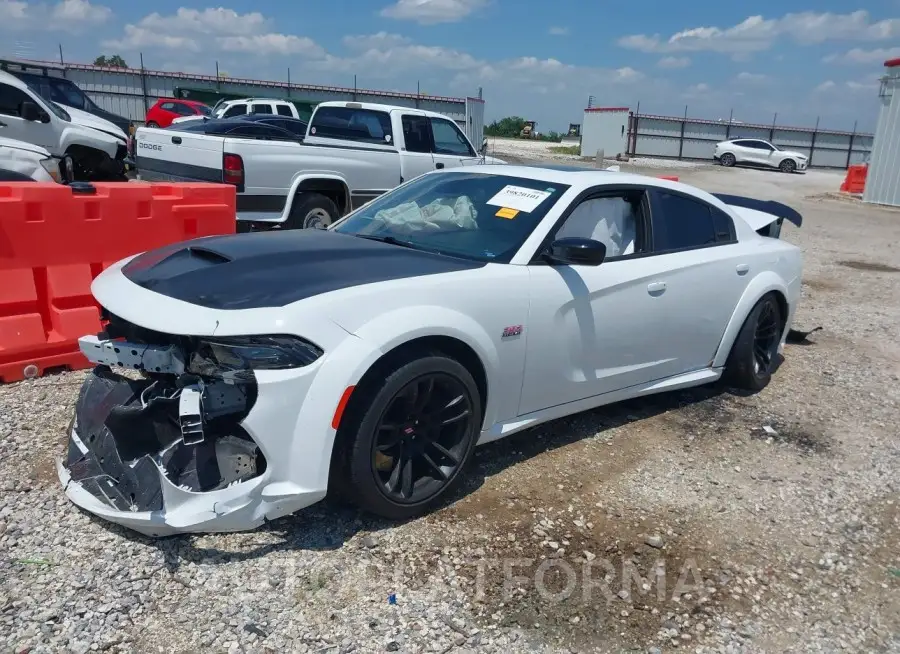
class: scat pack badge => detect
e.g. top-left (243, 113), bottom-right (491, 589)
top-left (501, 325), bottom-right (523, 339)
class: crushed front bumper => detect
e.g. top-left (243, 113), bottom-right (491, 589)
top-left (59, 365), bottom-right (275, 536)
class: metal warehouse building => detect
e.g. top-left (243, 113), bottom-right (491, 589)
top-left (863, 58), bottom-right (900, 207)
top-left (0, 58), bottom-right (486, 146)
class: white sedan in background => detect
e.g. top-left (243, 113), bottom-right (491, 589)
top-left (714, 138), bottom-right (808, 173)
top-left (60, 166), bottom-right (804, 536)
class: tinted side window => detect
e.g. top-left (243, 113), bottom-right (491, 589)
top-left (276, 104), bottom-right (293, 117)
top-left (430, 117), bottom-right (474, 156)
top-left (174, 102), bottom-right (196, 115)
top-left (160, 102), bottom-right (176, 111)
top-left (310, 107), bottom-right (393, 145)
top-left (401, 114), bottom-right (431, 153)
top-left (651, 192), bottom-right (719, 252)
top-left (222, 104), bottom-right (247, 118)
top-left (0, 83), bottom-right (32, 117)
top-left (250, 104), bottom-right (273, 114)
top-left (711, 207), bottom-right (735, 242)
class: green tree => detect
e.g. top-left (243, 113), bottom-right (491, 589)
top-left (94, 54), bottom-right (127, 68)
top-left (484, 116), bottom-right (527, 138)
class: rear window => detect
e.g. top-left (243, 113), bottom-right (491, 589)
top-left (276, 104), bottom-right (293, 117)
top-left (310, 106), bottom-right (393, 145)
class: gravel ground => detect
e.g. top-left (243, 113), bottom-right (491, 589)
top-left (2, 165), bottom-right (900, 654)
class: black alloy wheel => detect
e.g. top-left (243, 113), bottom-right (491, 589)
top-left (336, 354), bottom-right (482, 520)
top-left (752, 300), bottom-right (781, 376)
top-left (372, 373), bottom-right (474, 504)
top-left (724, 293), bottom-right (784, 392)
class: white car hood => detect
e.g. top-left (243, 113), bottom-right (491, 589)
top-left (0, 134), bottom-right (51, 157)
top-left (778, 149), bottom-right (807, 159)
top-left (62, 105), bottom-right (127, 142)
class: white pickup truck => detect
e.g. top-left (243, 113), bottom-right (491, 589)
top-left (0, 70), bottom-right (128, 181)
top-left (134, 101), bottom-right (503, 230)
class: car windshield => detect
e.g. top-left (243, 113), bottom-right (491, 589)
top-left (45, 98), bottom-right (69, 121)
top-left (332, 171), bottom-right (570, 263)
top-left (50, 79), bottom-right (98, 111)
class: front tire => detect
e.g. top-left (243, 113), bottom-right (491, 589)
top-left (779, 158), bottom-right (797, 174)
top-left (147, 121), bottom-right (160, 128)
top-left (284, 192), bottom-right (340, 230)
top-left (720, 152), bottom-right (736, 167)
top-left (724, 294), bottom-right (783, 392)
top-left (339, 355), bottom-right (482, 520)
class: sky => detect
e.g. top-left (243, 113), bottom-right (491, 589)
top-left (1, 0), bottom-right (897, 133)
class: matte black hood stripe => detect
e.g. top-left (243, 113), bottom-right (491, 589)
top-left (122, 229), bottom-right (486, 310)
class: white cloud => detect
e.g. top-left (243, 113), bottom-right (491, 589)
top-left (824, 47), bottom-right (900, 65)
top-left (342, 32), bottom-right (411, 51)
top-left (735, 72), bottom-right (768, 83)
top-left (0, 0), bottom-right (111, 32)
top-left (51, 0), bottom-right (110, 22)
top-left (620, 10), bottom-right (900, 56)
top-left (814, 80), bottom-right (837, 92)
top-left (548, 26), bottom-right (569, 36)
top-left (219, 34), bottom-right (325, 57)
top-left (0, 0), bottom-right (27, 20)
top-left (379, 0), bottom-right (488, 25)
top-left (137, 7), bottom-right (266, 35)
top-left (103, 7), bottom-right (323, 59)
top-left (657, 56), bottom-right (690, 69)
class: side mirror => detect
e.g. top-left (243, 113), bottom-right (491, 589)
top-left (544, 237), bottom-right (607, 266)
top-left (20, 101), bottom-right (43, 122)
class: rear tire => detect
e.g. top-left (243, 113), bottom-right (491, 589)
top-left (720, 152), bottom-right (736, 167)
top-left (283, 192), bottom-right (340, 230)
top-left (724, 294), bottom-right (783, 392)
top-left (338, 355), bottom-right (481, 520)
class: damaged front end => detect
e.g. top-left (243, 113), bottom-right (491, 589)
top-left (60, 310), bottom-right (322, 534)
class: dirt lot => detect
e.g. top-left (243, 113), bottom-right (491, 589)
top-left (2, 162), bottom-right (900, 654)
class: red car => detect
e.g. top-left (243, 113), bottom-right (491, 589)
top-left (145, 98), bottom-right (211, 128)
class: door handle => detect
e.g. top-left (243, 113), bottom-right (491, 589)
top-left (435, 162), bottom-right (445, 169)
top-left (0, 120), bottom-right (6, 127)
top-left (647, 282), bottom-right (667, 295)
top-left (171, 136), bottom-right (182, 144)
top-left (736, 263), bottom-right (750, 275)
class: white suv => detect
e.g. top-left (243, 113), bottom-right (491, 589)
top-left (171, 98), bottom-right (300, 125)
top-left (714, 138), bottom-right (808, 173)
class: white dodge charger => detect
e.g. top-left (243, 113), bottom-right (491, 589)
top-left (59, 166), bottom-right (804, 536)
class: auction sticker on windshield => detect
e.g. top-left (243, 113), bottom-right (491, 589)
top-left (486, 185), bottom-right (552, 213)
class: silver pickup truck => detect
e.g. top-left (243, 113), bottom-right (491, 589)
top-left (134, 100), bottom-right (503, 230)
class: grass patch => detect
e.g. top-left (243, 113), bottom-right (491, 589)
top-left (549, 145), bottom-right (581, 155)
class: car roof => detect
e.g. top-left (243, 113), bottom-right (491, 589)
top-left (315, 100), bottom-right (452, 119)
top-left (0, 70), bottom-right (30, 90)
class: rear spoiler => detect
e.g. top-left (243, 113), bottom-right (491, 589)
top-left (713, 194), bottom-right (802, 227)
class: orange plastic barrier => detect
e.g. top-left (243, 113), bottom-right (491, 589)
top-left (658, 175), bottom-right (679, 181)
top-left (0, 182), bottom-right (235, 383)
top-left (839, 165), bottom-right (867, 194)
